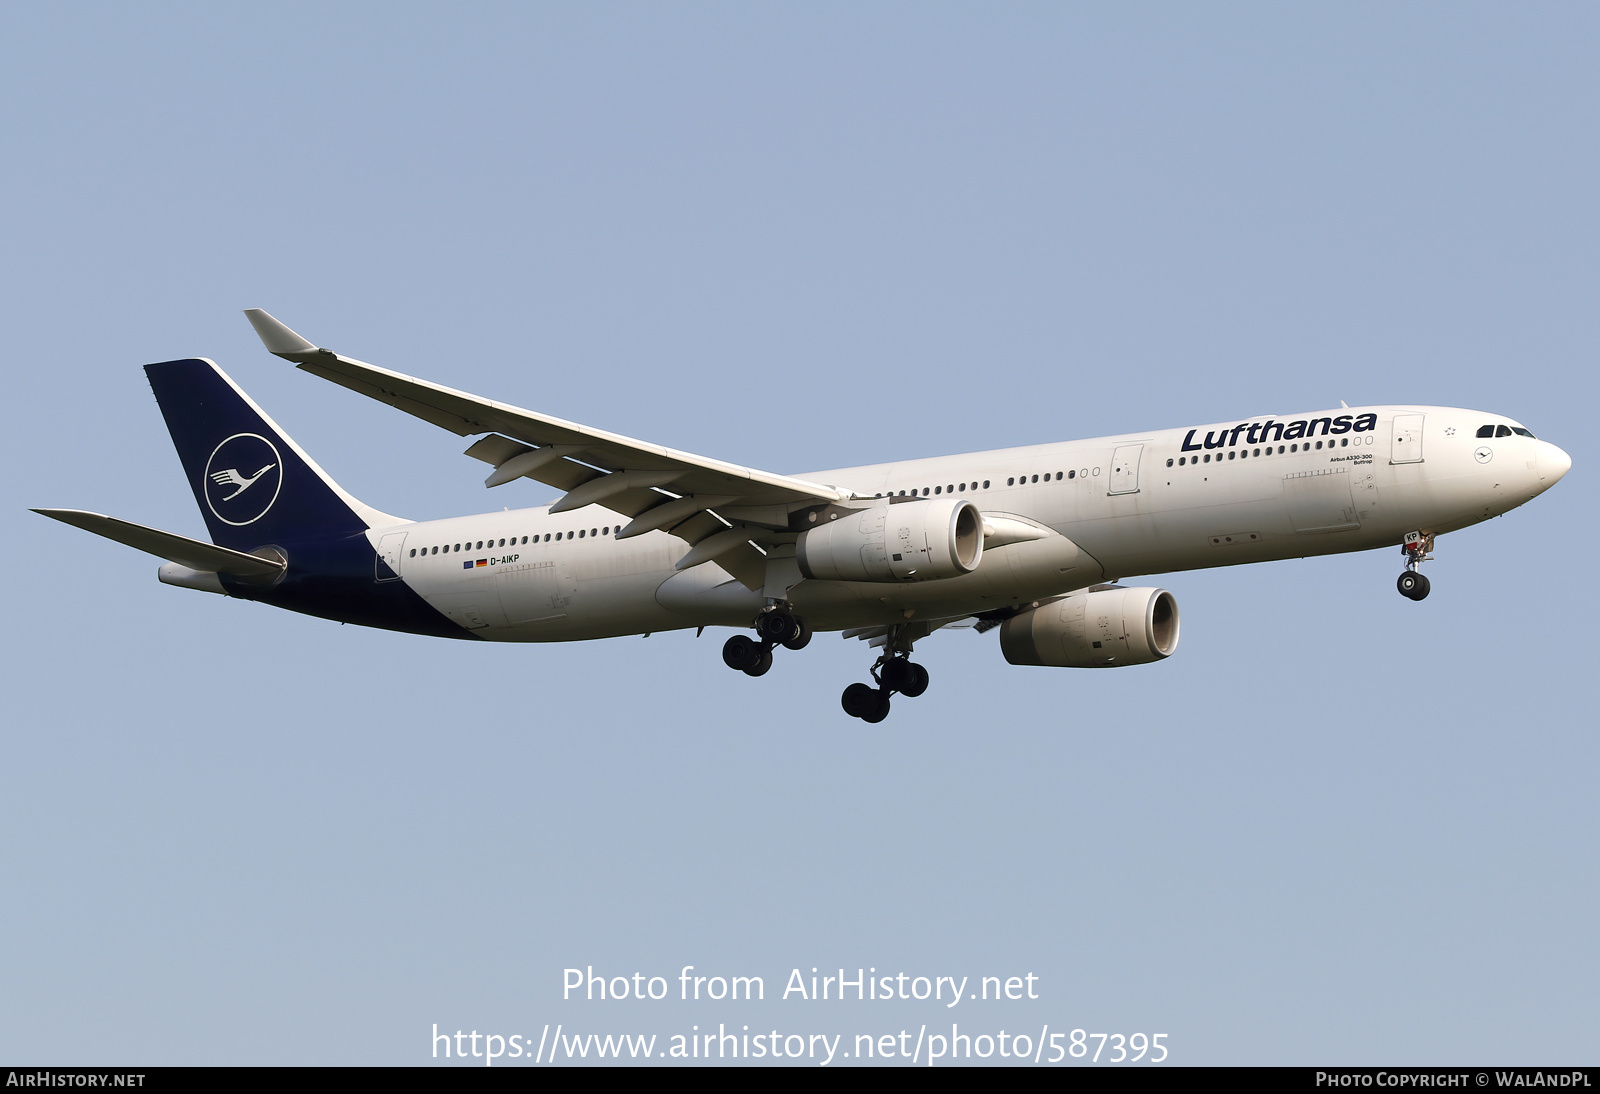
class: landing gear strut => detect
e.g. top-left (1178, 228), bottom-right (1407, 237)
top-left (1397, 531), bottom-right (1434, 601)
top-left (722, 606), bottom-right (811, 678)
top-left (840, 626), bottom-right (930, 722)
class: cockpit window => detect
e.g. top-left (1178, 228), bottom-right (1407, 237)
top-left (1496, 425), bottom-right (1514, 438)
top-left (1477, 425), bottom-right (1495, 438)
top-left (1512, 427), bottom-right (1535, 438)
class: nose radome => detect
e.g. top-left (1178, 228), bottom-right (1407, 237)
top-left (1536, 441), bottom-right (1572, 486)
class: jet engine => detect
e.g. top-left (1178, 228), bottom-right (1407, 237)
top-left (1000, 586), bottom-right (1179, 667)
top-left (796, 497), bottom-right (984, 583)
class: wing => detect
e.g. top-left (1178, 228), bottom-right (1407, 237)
top-left (245, 310), bottom-right (853, 587)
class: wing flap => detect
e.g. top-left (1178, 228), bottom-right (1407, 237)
top-left (463, 436), bottom-right (602, 493)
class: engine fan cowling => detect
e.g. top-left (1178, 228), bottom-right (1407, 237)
top-left (1000, 586), bottom-right (1180, 667)
top-left (796, 498), bottom-right (984, 583)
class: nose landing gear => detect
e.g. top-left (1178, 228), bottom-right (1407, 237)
top-left (1397, 531), bottom-right (1434, 601)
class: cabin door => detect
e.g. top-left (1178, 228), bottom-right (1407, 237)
top-left (375, 532), bottom-right (407, 582)
top-left (1390, 413), bottom-right (1425, 464)
top-left (1108, 445), bottom-right (1143, 495)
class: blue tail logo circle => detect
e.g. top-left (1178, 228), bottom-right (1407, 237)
top-left (204, 433), bottom-right (283, 526)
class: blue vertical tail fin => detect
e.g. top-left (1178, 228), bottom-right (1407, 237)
top-left (145, 358), bottom-right (396, 551)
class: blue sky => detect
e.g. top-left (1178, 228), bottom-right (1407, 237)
top-left (2, 3), bottom-right (1595, 1065)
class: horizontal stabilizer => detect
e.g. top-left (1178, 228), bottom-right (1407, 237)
top-left (32, 509), bottom-right (286, 577)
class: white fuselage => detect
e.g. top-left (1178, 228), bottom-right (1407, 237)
top-left (369, 406), bottom-right (1569, 641)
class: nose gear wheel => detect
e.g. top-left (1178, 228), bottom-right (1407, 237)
top-left (1397, 571), bottom-right (1430, 600)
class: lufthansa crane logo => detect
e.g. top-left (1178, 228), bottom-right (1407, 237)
top-left (203, 433), bottom-right (283, 526)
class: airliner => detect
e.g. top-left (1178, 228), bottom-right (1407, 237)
top-left (36, 311), bottom-right (1571, 722)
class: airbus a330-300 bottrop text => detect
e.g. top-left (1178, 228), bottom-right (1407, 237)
top-left (36, 311), bottom-right (1571, 721)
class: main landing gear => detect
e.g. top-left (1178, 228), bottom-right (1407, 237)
top-left (1397, 531), bottom-right (1434, 601)
top-left (721, 607), bottom-right (812, 678)
top-left (720, 610), bottom-right (930, 724)
top-left (839, 657), bottom-right (931, 723)
top-left (840, 627), bottom-right (930, 723)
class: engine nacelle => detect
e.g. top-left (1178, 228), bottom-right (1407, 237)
top-left (1000, 586), bottom-right (1179, 667)
top-left (796, 498), bottom-right (984, 583)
